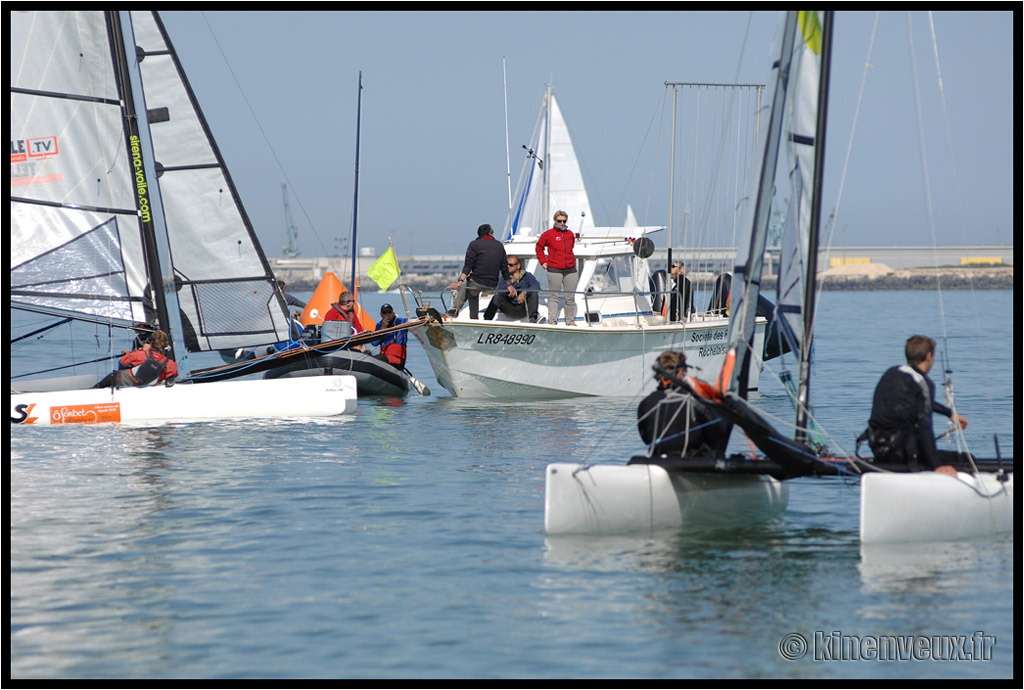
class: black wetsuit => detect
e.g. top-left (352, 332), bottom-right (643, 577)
top-left (867, 364), bottom-right (959, 470)
top-left (638, 385), bottom-right (730, 457)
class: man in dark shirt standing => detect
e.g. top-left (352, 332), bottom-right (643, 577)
top-left (448, 224), bottom-right (514, 319)
top-left (866, 334), bottom-right (968, 476)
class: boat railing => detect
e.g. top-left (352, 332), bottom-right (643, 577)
top-left (416, 285), bottom-right (727, 326)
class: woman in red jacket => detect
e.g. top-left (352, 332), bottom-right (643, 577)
top-left (535, 210), bottom-right (578, 325)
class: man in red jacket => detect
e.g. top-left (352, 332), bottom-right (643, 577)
top-left (535, 210), bottom-right (578, 325)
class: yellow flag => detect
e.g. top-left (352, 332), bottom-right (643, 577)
top-left (367, 247), bottom-right (400, 290)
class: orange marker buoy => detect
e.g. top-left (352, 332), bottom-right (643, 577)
top-left (300, 272), bottom-right (345, 326)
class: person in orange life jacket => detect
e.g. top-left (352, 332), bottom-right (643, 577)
top-left (371, 303), bottom-right (408, 369)
top-left (94, 330), bottom-right (178, 388)
top-left (324, 292), bottom-right (364, 333)
top-left (535, 210), bottom-right (579, 325)
top-left (448, 224), bottom-right (514, 319)
top-left (637, 351), bottom-right (729, 457)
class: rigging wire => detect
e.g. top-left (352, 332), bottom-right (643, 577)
top-left (905, 11), bottom-right (978, 464)
top-left (196, 12), bottom-right (343, 276)
top-left (923, 11), bottom-right (1001, 457)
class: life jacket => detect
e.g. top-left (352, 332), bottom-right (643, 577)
top-left (379, 342), bottom-right (407, 367)
top-left (128, 350), bottom-right (168, 386)
top-left (325, 305), bottom-right (363, 333)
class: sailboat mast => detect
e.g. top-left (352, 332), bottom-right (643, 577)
top-left (728, 12), bottom-right (800, 397)
top-left (795, 11), bottom-right (834, 442)
top-left (668, 84), bottom-right (677, 251)
top-left (350, 71), bottom-right (363, 290)
top-left (542, 85), bottom-right (552, 228)
top-left (107, 11), bottom-right (175, 354)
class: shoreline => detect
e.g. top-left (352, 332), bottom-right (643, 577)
top-left (298, 266), bottom-right (1014, 293)
top-left (776, 266), bottom-right (1014, 291)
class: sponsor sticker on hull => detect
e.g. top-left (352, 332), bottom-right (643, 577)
top-left (49, 402), bottom-right (122, 425)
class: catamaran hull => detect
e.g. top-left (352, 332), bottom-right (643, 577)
top-left (860, 471), bottom-right (1013, 543)
top-left (415, 319), bottom-right (765, 399)
top-left (10, 376), bottom-right (357, 426)
top-left (261, 352), bottom-right (411, 397)
top-left (544, 462), bottom-right (788, 535)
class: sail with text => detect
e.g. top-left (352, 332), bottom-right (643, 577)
top-left (10, 11), bottom-right (295, 357)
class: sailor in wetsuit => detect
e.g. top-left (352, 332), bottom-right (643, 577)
top-left (637, 351), bottom-right (730, 457)
top-left (865, 334), bottom-right (968, 476)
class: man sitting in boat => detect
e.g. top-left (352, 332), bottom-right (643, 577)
top-left (863, 334), bottom-right (969, 477)
top-left (371, 303), bottom-right (408, 369)
top-left (448, 224), bottom-right (514, 319)
top-left (94, 330), bottom-right (178, 388)
top-left (483, 255), bottom-right (541, 323)
top-left (323, 292), bottom-right (364, 335)
top-left (637, 351), bottom-right (730, 457)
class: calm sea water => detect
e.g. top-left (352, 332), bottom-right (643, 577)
top-left (10, 289), bottom-right (1015, 679)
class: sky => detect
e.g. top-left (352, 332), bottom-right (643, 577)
top-left (158, 10), bottom-right (1015, 259)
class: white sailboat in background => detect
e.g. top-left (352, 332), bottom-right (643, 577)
top-left (412, 86), bottom-right (769, 399)
top-left (545, 11), bottom-right (1012, 541)
top-left (10, 11), bottom-right (356, 424)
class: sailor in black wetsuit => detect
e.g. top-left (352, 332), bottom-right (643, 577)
top-left (637, 351), bottom-right (730, 457)
top-left (865, 334), bottom-right (968, 476)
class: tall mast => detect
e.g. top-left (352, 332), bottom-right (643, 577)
top-left (542, 84), bottom-right (552, 229)
top-left (107, 11), bottom-right (175, 355)
top-left (795, 11), bottom-right (834, 442)
top-left (727, 12), bottom-right (800, 398)
top-left (350, 71), bottom-right (363, 290)
top-left (667, 84), bottom-right (677, 251)
top-left (503, 57), bottom-right (513, 211)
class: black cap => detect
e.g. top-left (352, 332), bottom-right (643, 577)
top-left (380, 303), bottom-right (394, 313)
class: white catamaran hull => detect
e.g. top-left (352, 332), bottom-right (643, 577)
top-left (544, 462), bottom-right (788, 535)
top-left (415, 318), bottom-right (765, 399)
top-left (859, 471), bottom-right (1013, 544)
top-left (10, 376), bottom-right (357, 426)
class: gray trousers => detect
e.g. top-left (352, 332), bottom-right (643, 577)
top-left (451, 278), bottom-right (493, 319)
top-left (546, 270), bottom-right (578, 324)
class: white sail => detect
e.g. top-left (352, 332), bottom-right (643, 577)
top-left (10, 11), bottom-right (294, 353)
top-left (776, 11), bottom-right (826, 357)
top-left (130, 11), bottom-right (292, 352)
top-left (10, 12), bottom-right (152, 324)
top-left (504, 87), bottom-right (595, 240)
top-left (725, 12), bottom-right (823, 394)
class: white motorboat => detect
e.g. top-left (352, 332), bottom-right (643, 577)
top-left (413, 87), bottom-right (768, 399)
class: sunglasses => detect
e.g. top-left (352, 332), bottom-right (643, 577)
top-left (381, 309), bottom-right (394, 314)
top-left (507, 262), bottom-right (519, 267)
